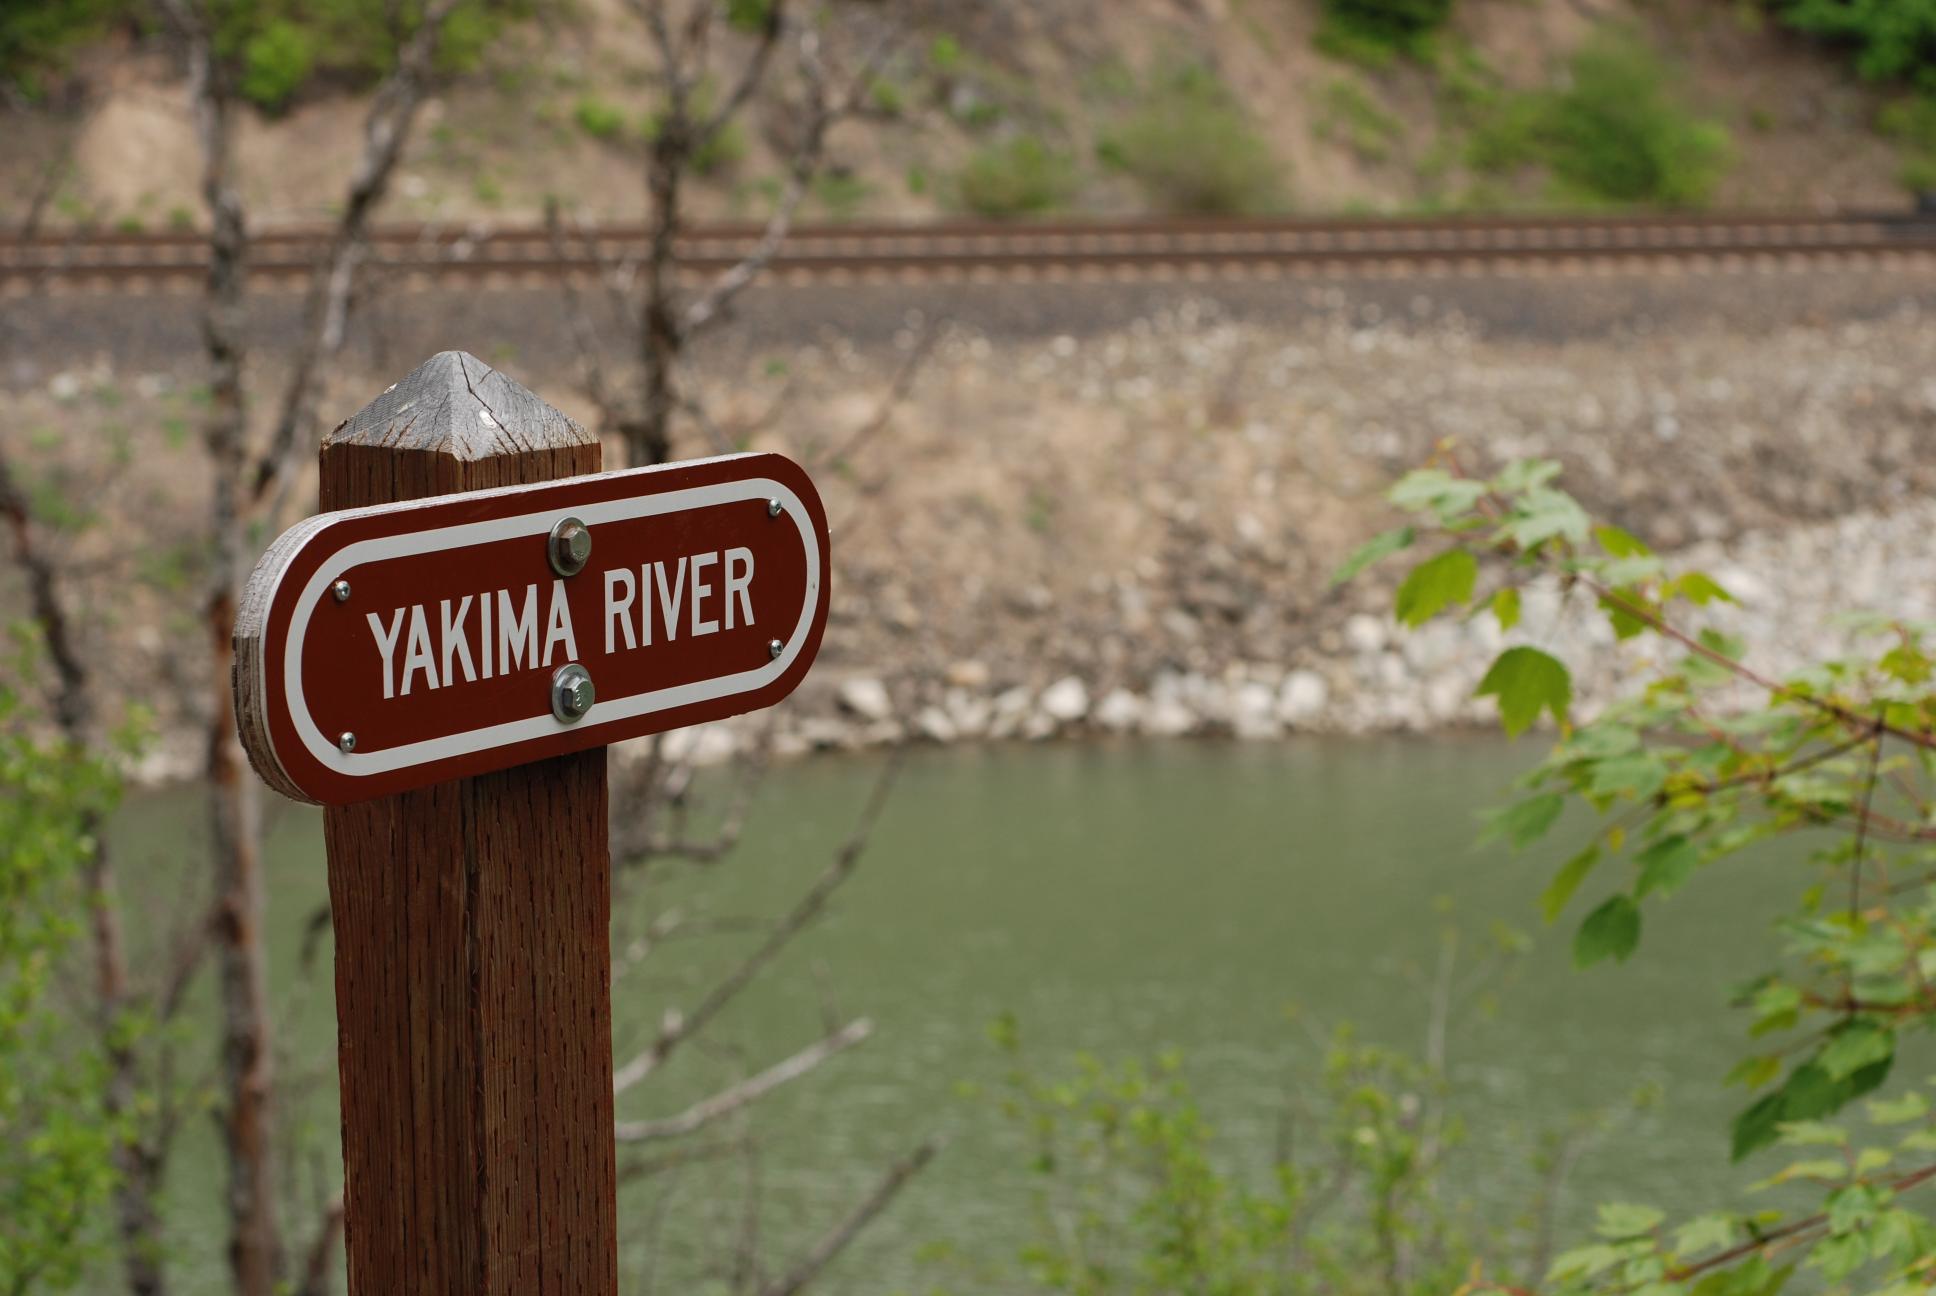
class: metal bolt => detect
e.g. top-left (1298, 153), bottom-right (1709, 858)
top-left (768, 638), bottom-right (783, 660)
top-left (766, 498), bottom-right (782, 518)
top-left (331, 579), bottom-right (352, 603)
top-left (338, 732), bottom-right (357, 753)
top-left (548, 516), bottom-right (592, 577)
top-left (551, 663), bottom-right (596, 723)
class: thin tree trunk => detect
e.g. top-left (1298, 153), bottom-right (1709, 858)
top-left (185, 23), bottom-right (283, 1292)
top-left (636, 131), bottom-right (686, 466)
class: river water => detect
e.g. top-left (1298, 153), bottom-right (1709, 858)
top-left (110, 735), bottom-right (1784, 1293)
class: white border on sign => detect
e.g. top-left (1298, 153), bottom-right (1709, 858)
top-left (274, 478), bottom-right (819, 778)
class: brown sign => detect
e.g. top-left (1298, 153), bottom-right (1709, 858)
top-left (235, 452), bottom-right (829, 805)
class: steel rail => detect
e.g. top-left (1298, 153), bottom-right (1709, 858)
top-left (7, 211), bottom-right (1936, 290)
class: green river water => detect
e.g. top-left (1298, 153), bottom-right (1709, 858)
top-left (107, 735), bottom-right (1789, 1293)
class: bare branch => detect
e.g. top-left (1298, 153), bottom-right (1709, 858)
top-left (695, 0), bottom-right (788, 148)
top-left (615, 1018), bottom-right (873, 1142)
top-left (248, 0), bottom-right (463, 513)
top-left (613, 751), bottom-right (903, 1092)
top-left (683, 21), bottom-right (896, 341)
top-left (0, 448), bottom-right (91, 736)
top-left (292, 1194), bottom-right (345, 1296)
top-left (754, 1138), bottom-right (940, 1296)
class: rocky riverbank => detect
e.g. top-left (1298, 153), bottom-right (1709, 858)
top-left (628, 489), bottom-right (1936, 767)
top-left (9, 276), bottom-right (1936, 783)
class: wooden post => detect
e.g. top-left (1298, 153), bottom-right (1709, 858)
top-left (316, 352), bottom-right (617, 1294)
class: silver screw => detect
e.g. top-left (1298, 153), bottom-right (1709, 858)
top-left (331, 579), bottom-right (352, 603)
top-left (338, 732), bottom-right (357, 753)
top-left (768, 638), bottom-right (783, 660)
top-left (766, 498), bottom-right (782, 518)
top-left (548, 516), bottom-right (593, 577)
top-left (551, 663), bottom-right (596, 723)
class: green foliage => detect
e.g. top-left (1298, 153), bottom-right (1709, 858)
top-left (1316, 0), bottom-right (1453, 64)
top-left (1097, 63), bottom-right (1286, 215)
top-left (573, 95), bottom-right (627, 140)
top-left (239, 18), bottom-right (315, 113)
top-left (0, 0), bottom-right (123, 99)
top-left (0, 664), bottom-right (126, 1291)
top-left (1467, 32), bottom-right (1732, 208)
top-left (1352, 453), bottom-right (1936, 1291)
top-left (1772, 0), bottom-right (1936, 90)
top-left (1879, 94), bottom-right (1936, 194)
top-left (972, 1016), bottom-right (1505, 1295)
top-left (214, 0), bottom-right (526, 112)
top-left (954, 136), bottom-right (1080, 218)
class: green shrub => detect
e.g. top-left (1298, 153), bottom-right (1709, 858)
top-left (1, 0), bottom-right (121, 99)
top-left (0, 674), bottom-right (128, 1293)
top-left (1773, 0), bottom-right (1936, 89)
top-left (1317, 0), bottom-right (1453, 64)
top-left (1879, 93), bottom-right (1936, 193)
top-left (573, 95), bottom-right (627, 140)
top-left (239, 18), bottom-right (315, 112)
top-left (954, 136), bottom-right (1079, 217)
top-left (1098, 63), bottom-right (1286, 215)
top-left (1468, 32), bottom-right (1731, 208)
top-left (223, 0), bottom-right (528, 111)
top-left (1347, 454), bottom-right (1936, 1292)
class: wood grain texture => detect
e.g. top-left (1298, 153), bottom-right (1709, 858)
top-left (319, 352), bottom-right (616, 1296)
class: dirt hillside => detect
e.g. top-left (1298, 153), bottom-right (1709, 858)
top-left (3, 0), bottom-right (1917, 232)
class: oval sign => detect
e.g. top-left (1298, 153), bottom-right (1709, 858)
top-left (235, 452), bottom-right (829, 805)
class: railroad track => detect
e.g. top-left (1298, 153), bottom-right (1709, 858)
top-left (8, 211), bottom-right (1936, 293)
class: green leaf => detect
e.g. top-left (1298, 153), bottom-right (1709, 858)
top-left (1867, 1092), bottom-right (1927, 1125)
top-left (1389, 469), bottom-right (1487, 519)
top-left (1732, 1091), bottom-right (1787, 1162)
top-left (1775, 1120), bottom-right (1848, 1147)
top-left (1330, 525), bottom-right (1414, 586)
top-left (1486, 792), bottom-right (1565, 849)
top-left (1635, 835), bottom-right (1698, 898)
top-left (1595, 1201), bottom-right (1665, 1239)
top-left (1491, 586), bottom-right (1521, 631)
top-left (1495, 458), bottom-right (1562, 493)
top-left (1674, 1213), bottom-right (1736, 1255)
top-left (1818, 1021), bottom-right (1893, 1082)
top-left (1500, 487), bottom-right (1591, 549)
top-left (1394, 549), bottom-right (1478, 627)
top-left (1475, 646), bottom-right (1572, 737)
top-left (1600, 590), bottom-right (1653, 639)
top-left (1588, 751), bottom-right (1668, 801)
top-left (1549, 1243), bottom-right (1625, 1281)
top-left (1595, 524), bottom-right (1653, 558)
top-left (1540, 844), bottom-right (1600, 922)
top-left (1669, 571), bottom-right (1735, 605)
top-left (1575, 894), bottom-right (1641, 968)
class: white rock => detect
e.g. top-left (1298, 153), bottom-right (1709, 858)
top-left (945, 689), bottom-right (992, 737)
top-left (1276, 670), bottom-right (1329, 723)
top-left (798, 718), bottom-right (852, 750)
top-left (988, 686), bottom-right (1035, 739)
top-left (1230, 682), bottom-right (1280, 739)
top-left (837, 677), bottom-right (893, 722)
top-left (1039, 676), bottom-right (1090, 723)
top-left (1093, 688), bottom-right (1143, 732)
top-left (1344, 613), bottom-right (1387, 654)
top-left (913, 706), bottom-right (957, 743)
top-left (1140, 696), bottom-right (1197, 737)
